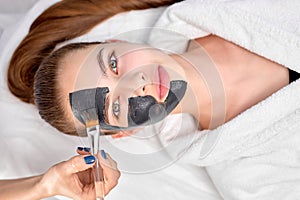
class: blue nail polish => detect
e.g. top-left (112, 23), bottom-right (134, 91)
top-left (83, 147), bottom-right (91, 152)
top-left (77, 147), bottom-right (90, 152)
top-left (101, 150), bottom-right (107, 159)
top-left (84, 155), bottom-right (95, 164)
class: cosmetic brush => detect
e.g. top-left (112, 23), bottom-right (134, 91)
top-left (69, 89), bottom-right (105, 200)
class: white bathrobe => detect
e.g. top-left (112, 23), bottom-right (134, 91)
top-left (1, 0), bottom-right (299, 200)
top-left (150, 0), bottom-right (300, 199)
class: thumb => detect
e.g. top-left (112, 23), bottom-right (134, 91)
top-left (65, 155), bottom-right (96, 175)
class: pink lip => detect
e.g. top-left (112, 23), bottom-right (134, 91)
top-left (155, 65), bottom-right (170, 101)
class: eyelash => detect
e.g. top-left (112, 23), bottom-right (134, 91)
top-left (109, 51), bottom-right (118, 75)
top-left (109, 51), bottom-right (120, 119)
top-left (112, 97), bottom-right (120, 118)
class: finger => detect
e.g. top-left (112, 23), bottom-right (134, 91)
top-left (111, 130), bottom-right (133, 139)
top-left (100, 152), bottom-right (118, 170)
top-left (76, 147), bottom-right (91, 155)
top-left (97, 150), bottom-right (121, 195)
top-left (64, 155), bottom-right (96, 175)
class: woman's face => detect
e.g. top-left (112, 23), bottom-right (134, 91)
top-left (59, 41), bottom-right (186, 129)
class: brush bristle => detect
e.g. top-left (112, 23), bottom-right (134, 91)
top-left (69, 88), bottom-right (99, 125)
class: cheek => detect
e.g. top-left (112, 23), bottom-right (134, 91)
top-left (118, 51), bottom-right (159, 73)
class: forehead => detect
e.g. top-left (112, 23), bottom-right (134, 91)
top-left (60, 43), bottom-right (112, 92)
top-left (74, 45), bottom-right (103, 91)
top-left (58, 44), bottom-right (101, 130)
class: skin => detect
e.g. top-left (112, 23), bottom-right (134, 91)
top-left (59, 34), bottom-right (289, 136)
top-left (0, 149), bottom-right (120, 200)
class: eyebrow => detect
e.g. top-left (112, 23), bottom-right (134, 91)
top-left (97, 48), bottom-right (107, 76)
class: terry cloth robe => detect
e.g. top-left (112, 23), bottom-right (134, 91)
top-left (149, 0), bottom-right (300, 199)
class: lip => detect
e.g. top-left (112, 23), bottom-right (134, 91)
top-left (155, 65), bottom-right (170, 101)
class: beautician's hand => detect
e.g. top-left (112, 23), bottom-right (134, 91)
top-left (0, 148), bottom-right (120, 200)
top-left (39, 148), bottom-right (120, 200)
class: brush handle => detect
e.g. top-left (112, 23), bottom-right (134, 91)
top-left (87, 125), bottom-right (105, 200)
top-left (93, 158), bottom-right (105, 200)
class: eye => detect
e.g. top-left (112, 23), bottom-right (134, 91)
top-left (109, 52), bottom-right (118, 74)
top-left (112, 98), bottom-right (120, 118)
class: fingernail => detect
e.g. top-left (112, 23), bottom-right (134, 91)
top-left (83, 147), bottom-right (90, 152)
top-left (101, 150), bottom-right (107, 159)
top-left (77, 147), bottom-right (90, 152)
top-left (84, 155), bottom-right (95, 164)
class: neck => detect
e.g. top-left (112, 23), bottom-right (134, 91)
top-left (170, 44), bottom-right (226, 130)
top-left (171, 35), bottom-right (289, 130)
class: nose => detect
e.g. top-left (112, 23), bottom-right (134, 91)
top-left (130, 72), bottom-right (148, 96)
top-left (133, 85), bottom-right (146, 96)
top-left (115, 72), bottom-right (148, 98)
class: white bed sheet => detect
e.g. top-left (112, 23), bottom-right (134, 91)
top-left (0, 1), bottom-right (222, 199)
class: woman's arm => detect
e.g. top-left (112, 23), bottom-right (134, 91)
top-left (0, 175), bottom-right (45, 200)
top-left (0, 148), bottom-right (120, 200)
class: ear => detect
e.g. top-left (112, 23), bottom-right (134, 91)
top-left (111, 130), bottom-right (134, 139)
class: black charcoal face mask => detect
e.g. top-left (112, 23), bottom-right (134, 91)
top-left (69, 80), bottom-right (187, 130)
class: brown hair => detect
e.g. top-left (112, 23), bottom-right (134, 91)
top-left (7, 0), bottom-right (180, 135)
top-left (34, 42), bottom-right (100, 135)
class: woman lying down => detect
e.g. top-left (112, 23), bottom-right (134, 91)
top-left (2, 0), bottom-right (300, 199)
